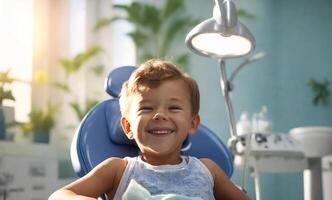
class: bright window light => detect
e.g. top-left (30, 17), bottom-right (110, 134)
top-left (0, 0), bottom-right (33, 122)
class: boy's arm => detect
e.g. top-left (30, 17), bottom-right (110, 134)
top-left (200, 158), bottom-right (251, 200)
top-left (49, 157), bottom-right (127, 200)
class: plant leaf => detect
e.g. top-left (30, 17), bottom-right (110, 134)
top-left (174, 54), bottom-right (189, 69)
top-left (114, 2), bottom-right (161, 33)
top-left (74, 46), bottom-right (102, 65)
top-left (141, 4), bottom-right (161, 33)
top-left (0, 70), bottom-right (13, 83)
top-left (86, 99), bottom-right (99, 113)
top-left (50, 82), bottom-right (70, 93)
top-left (59, 58), bottom-right (77, 75)
top-left (307, 79), bottom-right (330, 106)
top-left (69, 99), bottom-right (98, 121)
top-left (161, 0), bottom-right (185, 20)
top-left (140, 53), bottom-right (157, 63)
top-left (69, 101), bottom-right (83, 121)
top-left (114, 3), bottom-right (144, 25)
top-left (237, 8), bottom-right (256, 19)
top-left (94, 17), bottom-right (119, 31)
top-left (160, 16), bottom-right (198, 56)
top-left (90, 65), bottom-right (105, 76)
top-left (27, 103), bottom-right (57, 133)
top-left (127, 31), bottom-right (148, 47)
top-left (0, 89), bottom-right (15, 104)
top-left (59, 46), bottom-right (102, 75)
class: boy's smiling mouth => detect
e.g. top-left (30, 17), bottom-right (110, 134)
top-left (147, 127), bottom-right (175, 135)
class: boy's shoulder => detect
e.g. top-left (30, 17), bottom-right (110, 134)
top-left (198, 157), bottom-right (217, 167)
top-left (100, 157), bottom-right (128, 168)
top-left (198, 158), bottom-right (223, 178)
top-left (94, 157), bottom-right (128, 175)
top-left (91, 157), bottom-right (129, 189)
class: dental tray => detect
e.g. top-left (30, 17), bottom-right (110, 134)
top-left (233, 132), bottom-right (307, 172)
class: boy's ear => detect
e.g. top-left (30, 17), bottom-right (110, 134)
top-left (120, 117), bottom-right (134, 140)
top-left (188, 114), bottom-right (200, 135)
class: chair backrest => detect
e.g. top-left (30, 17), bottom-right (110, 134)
top-left (71, 66), bottom-right (234, 179)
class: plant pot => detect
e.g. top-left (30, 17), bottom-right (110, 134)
top-left (0, 107), bottom-right (5, 140)
top-left (33, 131), bottom-right (50, 143)
top-left (0, 106), bottom-right (15, 140)
top-left (1, 106), bottom-right (15, 125)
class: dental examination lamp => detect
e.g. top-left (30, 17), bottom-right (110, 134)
top-left (186, 2), bottom-right (309, 200)
top-left (186, 2), bottom-right (312, 200)
top-left (185, 0), bottom-right (255, 144)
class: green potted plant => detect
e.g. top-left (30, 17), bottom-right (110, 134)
top-left (95, 0), bottom-right (255, 70)
top-left (0, 70), bottom-right (15, 140)
top-left (56, 46), bottom-right (102, 124)
top-left (307, 78), bottom-right (330, 106)
top-left (95, 0), bottom-right (199, 70)
top-left (69, 98), bottom-right (99, 121)
top-left (0, 70), bottom-right (15, 105)
top-left (19, 103), bottom-right (57, 143)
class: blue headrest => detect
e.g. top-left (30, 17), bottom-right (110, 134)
top-left (104, 66), bottom-right (137, 146)
top-left (104, 66), bottom-right (137, 98)
top-left (105, 100), bottom-right (137, 146)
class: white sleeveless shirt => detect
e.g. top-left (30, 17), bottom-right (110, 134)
top-left (113, 156), bottom-right (215, 200)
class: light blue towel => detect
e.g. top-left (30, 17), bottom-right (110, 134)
top-left (122, 179), bottom-right (203, 200)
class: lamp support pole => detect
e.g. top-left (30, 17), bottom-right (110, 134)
top-left (219, 59), bottom-right (238, 140)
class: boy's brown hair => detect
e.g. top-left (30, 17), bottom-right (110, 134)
top-left (119, 59), bottom-right (200, 117)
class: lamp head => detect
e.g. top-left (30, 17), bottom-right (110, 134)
top-left (185, 0), bottom-right (255, 59)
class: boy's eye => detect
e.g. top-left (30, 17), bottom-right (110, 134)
top-left (169, 106), bottom-right (182, 111)
top-left (139, 107), bottom-right (153, 112)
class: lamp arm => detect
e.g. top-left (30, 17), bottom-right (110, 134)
top-left (229, 51), bottom-right (266, 84)
top-left (214, 0), bottom-right (223, 9)
top-left (229, 60), bottom-right (250, 84)
top-left (214, 0), bottom-right (238, 28)
top-left (219, 59), bottom-right (237, 139)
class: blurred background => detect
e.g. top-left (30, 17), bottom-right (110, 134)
top-left (0, 0), bottom-right (331, 199)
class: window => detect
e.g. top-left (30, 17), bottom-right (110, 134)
top-left (0, 0), bottom-right (33, 122)
top-left (0, 0), bottom-right (136, 128)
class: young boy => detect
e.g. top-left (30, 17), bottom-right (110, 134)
top-left (49, 59), bottom-right (250, 200)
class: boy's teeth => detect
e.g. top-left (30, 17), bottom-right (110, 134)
top-left (151, 130), bottom-right (171, 135)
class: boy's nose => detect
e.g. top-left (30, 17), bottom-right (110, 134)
top-left (152, 112), bottom-right (167, 121)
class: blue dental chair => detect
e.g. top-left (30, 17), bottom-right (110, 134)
top-left (70, 66), bottom-right (234, 199)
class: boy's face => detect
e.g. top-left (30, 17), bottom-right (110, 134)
top-left (121, 79), bottom-right (200, 164)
